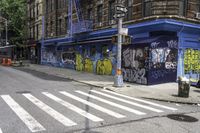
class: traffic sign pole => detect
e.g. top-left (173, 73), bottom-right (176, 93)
top-left (114, 18), bottom-right (124, 87)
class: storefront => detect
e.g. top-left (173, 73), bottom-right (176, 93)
top-left (41, 19), bottom-right (200, 85)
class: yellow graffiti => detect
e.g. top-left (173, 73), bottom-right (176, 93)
top-left (96, 59), bottom-right (112, 75)
top-left (184, 49), bottom-right (200, 73)
top-left (75, 54), bottom-right (84, 71)
top-left (84, 58), bottom-right (93, 73)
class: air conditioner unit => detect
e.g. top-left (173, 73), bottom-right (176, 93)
top-left (196, 12), bottom-right (200, 19)
top-left (110, 20), bottom-right (115, 25)
top-left (97, 0), bottom-right (103, 5)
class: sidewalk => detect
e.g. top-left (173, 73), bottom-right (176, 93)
top-left (19, 64), bottom-right (200, 104)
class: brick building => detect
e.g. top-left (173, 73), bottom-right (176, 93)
top-left (41, 0), bottom-right (200, 85)
top-left (27, 0), bottom-right (43, 63)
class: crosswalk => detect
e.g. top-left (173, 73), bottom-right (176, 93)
top-left (0, 89), bottom-right (178, 133)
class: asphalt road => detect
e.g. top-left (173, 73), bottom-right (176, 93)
top-left (0, 66), bottom-right (200, 133)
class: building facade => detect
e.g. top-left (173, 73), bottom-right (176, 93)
top-left (41, 0), bottom-right (200, 85)
top-left (27, 0), bottom-right (43, 63)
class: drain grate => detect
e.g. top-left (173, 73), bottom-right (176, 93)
top-left (167, 114), bottom-right (199, 122)
top-left (16, 91), bottom-right (31, 94)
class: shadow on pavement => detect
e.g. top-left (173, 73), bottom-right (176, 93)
top-left (14, 67), bottom-right (72, 82)
top-left (193, 90), bottom-right (200, 93)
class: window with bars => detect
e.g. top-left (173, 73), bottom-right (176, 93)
top-left (87, 8), bottom-right (93, 20)
top-left (124, 0), bottom-right (133, 21)
top-left (179, 0), bottom-right (188, 16)
top-left (97, 5), bottom-right (103, 23)
top-left (143, 0), bottom-right (152, 17)
top-left (108, 0), bottom-right (115, 22)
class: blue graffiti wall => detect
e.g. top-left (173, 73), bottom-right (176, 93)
top-left (122, 36), bottom-right (178, 85)
top-left (41, 43), bottom-right (117, 75)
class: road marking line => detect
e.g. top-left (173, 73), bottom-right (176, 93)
top-left (76, 91), bottom-right (146, 115)
top-left (102, 90), bottom-right (177, 111)
top-left (59, 91), bottom-right (126, 118)
top-left (0, 128), bottom-right (3, 133)
top-left (1, 95), bottom-right (46, 132)
top-left (23, 94), bottom-right (77, 127)
top-left (91, 90), bottom-right (164, 113)
top-left (42, 92), bottom-right (103, 122)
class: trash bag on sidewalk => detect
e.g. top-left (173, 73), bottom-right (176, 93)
top-left (178, 77), bottom-right (190, 98)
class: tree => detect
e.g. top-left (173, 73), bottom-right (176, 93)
top-left (0, 0), bottom-right (26, 46)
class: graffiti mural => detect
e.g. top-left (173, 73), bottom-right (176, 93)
top-left (41, 48), bottom-right (57, 64)
top-left (76, 53), bottom-right (84, 71)
top-left (96, 59), bottom-right (112, 75)
top-left (84, 58), bottom-right (93, 73)
top-left (184, 49), bottom-right (200, 73)
top-left (150, 48), bottom-right (177, 69)
top-left (122, 46), bottom-right (148, 85)
top-left (148, 38), bottom-right (178, 84)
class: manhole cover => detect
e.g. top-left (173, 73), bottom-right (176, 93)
top-left (167, 114), bottom-right (198, 122)
top-left (16, 91), bottom-right (31, 94)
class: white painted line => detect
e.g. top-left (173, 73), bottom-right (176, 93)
top-left (23, 94), bottom-right (77, 127)
top-left (76, 91), bottom-right (146, 115)
top-left (102, 90), bottom-right (178, 111)
top-left (43, 92), bottom-right (103, 122)
top-left (1, 95), bottom-right (46, 132)
top-left (59, 91), bottom-right (125, 118)
top-left (91, 90), bottom-right (164, 113)
top-left (0, 128), bottom-right (3, 133)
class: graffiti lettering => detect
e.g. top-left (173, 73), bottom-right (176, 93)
top-left (151, 42), bottom-right (160, 48)
top-left (165, 62), bottom-right (177, 69)
top-left (167, 40), bottom-right (178, 49)
top-left (96, 59), bottom-right (112, 75)
top-left (122, 68), bottom-right (147, 84)
top-left (184, 49), bottom-right (200, 73)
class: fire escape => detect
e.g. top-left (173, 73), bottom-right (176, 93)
top-left (68, 0), bottom-right (93, 36)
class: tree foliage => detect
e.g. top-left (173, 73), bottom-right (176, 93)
top-left (0, 0), bottom-right (26, 46)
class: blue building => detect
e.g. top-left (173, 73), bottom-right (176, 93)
top-left (40, 0), bottom-right (200, 85)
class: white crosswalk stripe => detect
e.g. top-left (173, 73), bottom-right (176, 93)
top-left (42, 92), bottom-right (104, 122)
top-left (102, 89), bottom-right (177, 111)
top-left (23, 93), bottom-right (77, 127)
top-left (76, 91), bottom-right (146, 115)
top-left (91, 90), bottom-right (164, 113)
top-left (59, 91), bottom-right (126, 118)
top-left (0, 128), bottom-right (3, 133)
top-left (1, 95), bottom-right (46, 132)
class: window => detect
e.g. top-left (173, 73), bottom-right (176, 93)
top-left (51, 0), bottom-right (53, 12)
top-left (50, 21), bottom-right (53, 35)
top-left (33, 26), bottom-right (35, 39)
top-left (97, 5), bottom-right (103, 23)
top-left (29, 27), bottom-right (32, 38)
top-left (125, 0), bottom-right (133, 21)
top-left (108, 0), bottom-right (115, 22)
top-left (87, 8), bottom-right (93, 20)
top-left (46, 0), bottom-right (49, 14)
top-left (36, 24), bottom-right (39, 40)
top-left (65, 16), bottom-right (69, 33)
top-left (59, 19), bottom-right (62, 35)
top-left (36, 3), bottom-right (39, 17)
top-left (179, 0), bottom-right (188, 16)
top-left (46, 23), bottom-right (48, 37)
top-left (143, 0), bottom-right (152, 17)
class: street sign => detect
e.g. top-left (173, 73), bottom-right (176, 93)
top-left (119, 28), bottom-right (128, 35)
top-left (115, 5), bottom-right (128, 13)
top-left (113, 13), bottom-right (125, 19)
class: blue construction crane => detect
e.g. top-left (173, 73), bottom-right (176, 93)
top-left (68, 0), bottom-right (93, 36)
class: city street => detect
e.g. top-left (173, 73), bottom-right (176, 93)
top-left (0, 66), bottom-right (200, 133)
